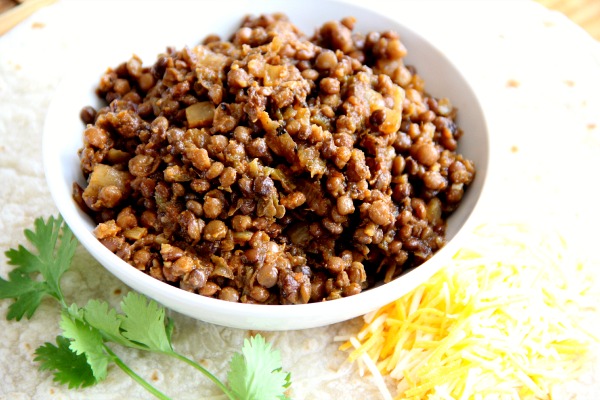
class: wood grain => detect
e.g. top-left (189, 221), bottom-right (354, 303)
top-left (0, 0), bottom-right (599, 40)
top-left (0, 0), bottom-right (17, 14)
top-left (0, 0), bottom-right (55, 35)
top-left (536, 0), bottom-right (600, 40)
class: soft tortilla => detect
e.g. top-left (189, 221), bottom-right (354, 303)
top-left (1, 1), bottom-right (599, 399)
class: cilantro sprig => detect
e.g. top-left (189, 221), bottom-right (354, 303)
top-left (0, 215), bottom-right (292, 400)
top-left (1, 215), bottom-right (75, 319)
top-left (228, 335), bottom-right (292, 400)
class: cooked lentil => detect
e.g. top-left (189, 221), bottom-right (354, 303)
top-left (74, 13), bottom-right (476, 304)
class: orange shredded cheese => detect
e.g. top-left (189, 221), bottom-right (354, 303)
top-left (341, 224), bottom-right (598, 399)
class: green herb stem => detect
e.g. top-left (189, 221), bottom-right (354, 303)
top-left (2, 216), bottom-right (291, 400)
top-left (57, 296), bottom-right (69, 311)
top-left (104, 345), bottom-right (171, 400)
top-left (168, 351), bottom-right (235, 400)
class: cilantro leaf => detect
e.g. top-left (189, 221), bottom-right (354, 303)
top-left (0, 270), bottom-right (47, 320)
top-left (83, 299), bottom-right (132, 347)
top-left (227, 335), bottom-right (292, 400)
top-left (34, 336), bottom-right (97, 389)
top-left (3, 215), bottom-right (293, 400)
top-left (18, 215), bottom-right (76, 288)
top-left (65, 302), bottom-right (85, 321)
top-left (119, 292), bottom-right (173, 353)
top-left (4, 244), bottom-right (42, 274)
top-left (60, 312), bottom-right (110, 381)
top-left (0, 215), bottom-right (77, 319)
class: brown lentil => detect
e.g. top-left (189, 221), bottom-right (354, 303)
top-left (218, 286), bottom-right (240, 302)
top-left (75, 13), bottom-right (476, 305)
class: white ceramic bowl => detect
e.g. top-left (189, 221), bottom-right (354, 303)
top-left (43, 0), bottom-right (489, 330)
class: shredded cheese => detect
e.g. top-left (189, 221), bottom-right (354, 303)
top-left (340, 224), bottom-right (599, 400)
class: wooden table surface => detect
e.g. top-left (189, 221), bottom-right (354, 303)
top-left (1, 0), bottom-right (600, 40)
top-left (537, 0), bottom-right (600, 40)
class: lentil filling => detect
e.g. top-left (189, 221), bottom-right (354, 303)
top-left (74, 14), bottom-right (476, 304)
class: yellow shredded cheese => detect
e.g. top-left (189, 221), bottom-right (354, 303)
top-left (341, 224), bottom-right (599, 399)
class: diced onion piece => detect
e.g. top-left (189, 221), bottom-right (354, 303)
top-left (263, 64), bottom-right (288, 86)
top-left (87, 164), bottom-right (130, 190)
top-left (186, 101), bottom-right (215, 128)
top-left (380, 109), bottom-right (401, 135)
top-left (124, 227), bottom-right (148, 241)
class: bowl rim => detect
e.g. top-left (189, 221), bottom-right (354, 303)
top-left (42, 0), bottom-right (490, 330)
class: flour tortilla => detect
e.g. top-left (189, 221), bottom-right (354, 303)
top-left (1, 1), bottom-right (599, 399)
